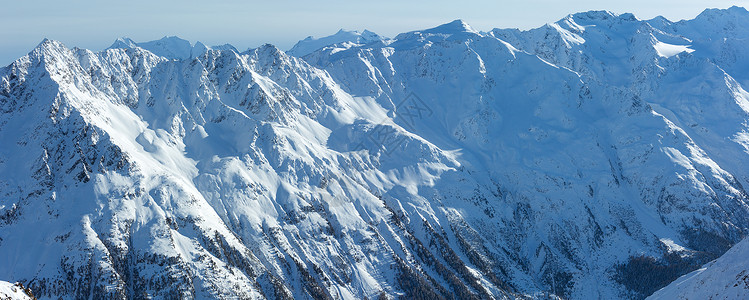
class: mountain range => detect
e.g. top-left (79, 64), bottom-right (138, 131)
top-left (1, 6), bottom-right (749, 300)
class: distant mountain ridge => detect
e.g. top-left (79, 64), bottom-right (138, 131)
top-left (287, 29), bottom-right (386, 57)
top-left (108, 36), bottom-right (239, 60)
top-left (1, 7), bottom-right (749, 300)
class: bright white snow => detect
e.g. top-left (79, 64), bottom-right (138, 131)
top-left (653, 41), bottom-right (694, 58)
top-left (648, 237), bottom-right (749, 300)
top-left (1, 6), bottom-right (749, 300)
top-left (0, 281), bottom-right (34, 300)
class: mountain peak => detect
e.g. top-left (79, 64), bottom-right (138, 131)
top-left (564, 10), bottom-right (640, 24)
top-left (250, 43), bottom-right (287, 59)
top-left (423, 19), bottom-right (477, 34)
top-left (160, 35), bottom-right (188, 41)
top-left (107, 36), bottom-right (238, 60)
top-left (110, 37), bottom-right (137, 49)
top-left (681, 5), bottom-right (749, 37)
top-left (31, 38), bottom-right (70, 59)
top-left (257, 43), bottom-right (283, 53)
top-left (391, 19), bottom-right (480, 47)
top-left (569, 10), bottom-right (617, 21)
top-left (138, 36), bottom-right (193, 59)
top-left (729, 5), bottom-right (749, 13)
top-left (35, 38), bottom-right (65, 50)
top-left (696, 5), bottom-right (749, 20)
top-left (287, 29), bottom-right (385, 57)
top-left (645, 15), bottom-right (673, 31)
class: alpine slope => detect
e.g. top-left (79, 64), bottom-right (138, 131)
top-left (1, 6), bottom-right (749, 300)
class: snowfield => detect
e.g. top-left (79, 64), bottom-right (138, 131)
top-left (1, 6), bottom-right (749, 300)
top-left (0, 281), bottom-right (34, 300)
top-left (648, 237), bottom-right (749, 299)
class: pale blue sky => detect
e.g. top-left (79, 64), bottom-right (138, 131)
top-left (1, 0), bottom-right (747, 65)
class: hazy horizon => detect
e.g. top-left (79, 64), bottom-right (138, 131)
top-left (2, 0), bottom-right (748, 66)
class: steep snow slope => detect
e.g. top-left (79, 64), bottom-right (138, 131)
top-left (490, 7), bottom-right (749, 191)
top-left (1, 7), bottom-right (749, 300)
top-left (303, 12), bottom-right (749, 300)
top-left (0, 38), bottom-right (515, 300)
top-left (648, 237), bottom-right (749, 299)
top-left (0, 281), bottom-right (34, 300)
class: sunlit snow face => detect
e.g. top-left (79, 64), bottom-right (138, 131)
top-left (3, 6), bottom-right (749, 300)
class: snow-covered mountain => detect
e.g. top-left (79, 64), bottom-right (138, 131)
top-left (647, 237), bottom-right (749, 299)
top-left (1, 7), bottom-right (749, 300)
top-left (287, 29), bottom-right (386, 57)
top-left (109, 36), bottom-right (239, 60)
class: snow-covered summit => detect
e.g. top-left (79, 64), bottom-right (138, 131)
top-left (695, 5), bottom-right (749, 20)
top-left (567, 10), bottom-right (638, 23)
top-left (422, 19), bottom-right (478, 35)
top-left (109, 37), bottom-right (137, 49)
top-left (392, 19), bottom-right (482, 45)
top-left (287, 29), bottom-right (385, 57)
top-left (107, 36), bottom-right (238, 60)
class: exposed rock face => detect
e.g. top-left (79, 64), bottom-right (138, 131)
top-left (1, 7), bottom-right (749, 300)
